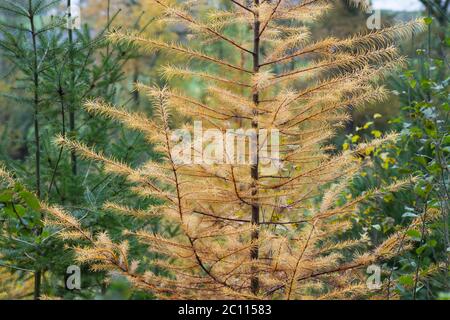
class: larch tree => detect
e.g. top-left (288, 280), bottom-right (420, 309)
top-left (43, 0), bottom-right (432, 299)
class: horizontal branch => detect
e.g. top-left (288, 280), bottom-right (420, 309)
top-left (231, 0), bottom-right (255, 14)
top-left (155, 0), bottom-right (254, 55)
top-left (107, 32), bottom-right (253, 74)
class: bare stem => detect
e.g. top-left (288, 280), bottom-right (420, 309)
top-left (68, 0), bottom-right (77, 176)
top-left (28, 0), bottom-right (41, 300)
top-left (250, 0), bottom-right (260, 296)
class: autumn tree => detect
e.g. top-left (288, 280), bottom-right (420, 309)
top-left (44, 0), bottom-right (431, 299)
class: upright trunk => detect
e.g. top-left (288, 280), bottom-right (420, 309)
top-left (68, 0), bottom-right (77, 176)
top-left (250, 0), bottom-right (260, 296)
top-left (29, 0), bottom-right (41, 300)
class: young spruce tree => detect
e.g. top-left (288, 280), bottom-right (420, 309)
top-left (46, 0), bottom-right (432, 299)
top-left (0, 0), bottom-right (146, 299)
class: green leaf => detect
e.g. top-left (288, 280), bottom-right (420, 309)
top-left (412, 156), bottom-right (428, 167)
top-left (406, 230), bottom-right (421, 240)
top-left (445, 37), bottom-right (450, 47)
top-left (363, 122), bottom-right (374, 130)
top-left (398, 275), bottom-right (414, 286)
top-left (424, 17), bottom-right (433, 25)
top-left (371, 130), bottom-right (382, 138)
top-left (4, 204), bottom-right (15, 218)
top-left (427, 239), bottom-right (437, 248)
top-left (416, 244), bottom-right (427, 255)
top-left (343, 142), bottom-right (349, 151)
top-left (19, 191), bottom-right (40, 210)
top-left (420, 79), bottom-right (432, 91)
top-left (13, 204), bottom-right (26, 217)
top-left (0, 190), bottom-right (13, 202)
top-left (373, 113), bottom-right (382, 119)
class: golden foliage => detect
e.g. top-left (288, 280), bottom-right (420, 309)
top-left (44, 0), bottom-right (427, 300)
top-left (0, 268), bottom-right (33, 300)
top-left (0, 165), bottom-right (14, 187)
